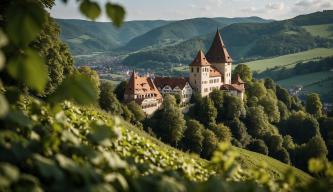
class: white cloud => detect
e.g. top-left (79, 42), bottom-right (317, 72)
top-left (294, 0), bottom-right (333, 12)
top-left (266, 2), bottom-right (285, 11)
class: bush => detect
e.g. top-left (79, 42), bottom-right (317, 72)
top-left (99, 81), bottom-right (123, 115)
top-left (127, 101), bottom-right (145, 122)
top-left (247, 139), bottom-right (269, 155)
top-left (201, 129), bottom-right (218, 159)
top-left (208, 123), bottom-right (232, 142)
top-left (182, 120), bottom-right (205, 154)
top-left (114, 81), bottom-right (127, 102)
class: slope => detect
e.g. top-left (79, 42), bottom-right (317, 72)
top-left (240, 48), bottom-right (333, 73)
top-left (122, 11), bottom-right (333, 70)
top-left (121, 17), bottom-right (272, 52)
top-left (56, 19), bottom-right (171, 54)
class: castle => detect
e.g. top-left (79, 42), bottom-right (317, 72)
top-left (124, 30), bottom-right (245, 115)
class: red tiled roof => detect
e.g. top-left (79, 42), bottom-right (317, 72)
top-left (124, 71), bottom-right (162, 100)
top-left (206, 29), bottom-right (232, 63)
top-left (190, 50), bottom-right (211, 66)
top-left (232, 74), bottom-right (245, 84)
top-left (154, 77), bottom-right (189, 90)
top-left (209, 65), bottom-right (222, 77)
top-left (221, 84), bottom-right (245, 92)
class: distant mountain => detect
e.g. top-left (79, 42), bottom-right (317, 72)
top-left (120, 17), bottom-right (271, 51)
top-left (56, 19), bottom-right (171, 54)
top-left (57, 16), bottom-right (271, 55)
top-left (123, 10), bottom-right (333, 69)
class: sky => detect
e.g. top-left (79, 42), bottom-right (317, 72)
top-left (50, 0), bottom-right (333, 21)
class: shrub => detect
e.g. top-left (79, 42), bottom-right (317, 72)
top-left (247, 139), bottom-right (269, 155)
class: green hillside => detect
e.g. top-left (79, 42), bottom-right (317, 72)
top-left (120, 17), bottom-right (271, 52)
top-left (240, 48), bottom-right (333, 73)
top-left (277, 71), bottom-right (333, 88)
top-left (56, 19), bottom-right (171, 54)
top-left (123, 11), bottom-right (333, 70)
top-left (302, 24), bottom-right (333, 39)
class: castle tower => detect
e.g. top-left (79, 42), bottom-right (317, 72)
top-left (189, 50), bottom-right (211, 97)
top-left (206, 29), bottom-right (232, 84)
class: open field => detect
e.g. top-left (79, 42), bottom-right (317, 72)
top-left (235, 147), bottom-right (312, 183)
top-left (240, 48), bottom-right (333, 72)
top-left (277, 71), bottom-right (333, 88)
top-left (302, 24), bottom-right (333, 39)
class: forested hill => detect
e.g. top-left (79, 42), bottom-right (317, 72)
top-left (123, 10), bottom-right (333, 69)
top-left (119, 17), bottom-right (271, 52)
top-left (56, 19), bottom-right (172, 54)
top-left (56, 16), bottom-right (271, 55)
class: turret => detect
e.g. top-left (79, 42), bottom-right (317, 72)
top-left (206, 29), bottom-right (232, 84)
top-left (189, 50), bottom-right (211, 96)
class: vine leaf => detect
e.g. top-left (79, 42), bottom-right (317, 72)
top-left (80, 0), bottom-right (101, 21)
top-left (7, 49), bottom-right (48, 93)
top-left (106, 3), bottom-right (125, 27)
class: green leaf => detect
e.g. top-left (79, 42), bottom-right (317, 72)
top-left (33, 154), bottom-right (64, 180)
top-left (48, 74), bottom-right (98, 105)
top-left (0, 94), bottom-right (8, 118)
top-left (0, 163), bottom-right (20, 188)
top-left (6, 111), bottom-right (33, 128)
top-left (0, 30), bottom-right (8, 71)
top-left (6, 1), bottom-right (45, 46)
top-left (105, 3), bottom-right (125, 27)
top-left (80, 0), bottom-right (101, 21)
top-left (87, 121), bottom-right (117, 146)
top-left (7, 49), bottom-right (48, 93)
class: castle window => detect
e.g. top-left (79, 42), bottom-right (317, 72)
top-left (197, 68), bottom-right (199, 72)
top-left (191, 67), bottom-right (193, 72)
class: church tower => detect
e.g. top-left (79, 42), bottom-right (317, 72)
top-left (206, 29), bottom-right (232, 84)
top-left (189, 50), bottom-right (211, 97)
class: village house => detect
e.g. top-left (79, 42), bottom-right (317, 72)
top-left (124, 29), bottom-right (245, 115)
top-left (153, 77), bottom-right (193, 104)
top-left (124, 72), bottom-right (163, 115)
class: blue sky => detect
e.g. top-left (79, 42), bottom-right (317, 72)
top-left (50, 0), bottom-right (333, 21)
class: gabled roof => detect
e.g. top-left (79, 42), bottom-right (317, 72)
top-left (124, 71), bottom-right (162, 99)
top-left (154, 77), bottom-right (190, 90)
top-left (190, 50), bottom-right (211, 66)
top-left (206, 29), bottom-right (232, 63)
top-left (209, 66), bottom-right (222, 77)
top-left (232, 74), bottom-right (245, 84)
top-left (221, 84), bottom-right (245, 92)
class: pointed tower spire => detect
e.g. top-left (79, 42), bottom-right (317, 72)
top-left (206, 30), bottom-right (232, 63)
top-left (190, 50), bottom-right (211, 66)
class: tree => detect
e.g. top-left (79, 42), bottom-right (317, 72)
top-left (233, 64), bottom-right (252, 82)
top-left (127, 101), bottom-right (145, 122)
top-left (30, 12), bottom-right (74, 95)
top-left (223, 95), bottom-right (245, 120)
top-left (209, 89), bottom-right (224, 122)
top-left (209, 123), bottom-right (232, 142)
top-left (264, 78), bottom-right (276, 92)
top-left (245, 106), bottom-right (275, 137)
top-left (182, 120), bottom-right (204, 154)
top-left (198, 97), bottom-right (217, 126)
top-left (277, 101), bottom-right (290, 121)
top-left (281, 111), bottom-right (320, 144)
top-left (150, 95), bottom-right (186, 146)
top-left (114, 81), bottom-right (127, 102)
top-left (201, 129), bottom-right (218, 159)
top-left (247, 81), bottom-right (267, 99)
top-left (318, 117), bottom-right (333, 160)
top-left (258, 95), bottom-right (280, 123)
top-left (227, 118), bottom-right (251, 147)
top-left (99, 81), bottom-right (123, 115)
top-left (247, 139), bottom-right (269, 155)
top-left (78, 66), bottom-right (100, 97)
top-left (276, 86), bottom-right (291, 109)
top-left (306, 93), bottom-right (323, 118)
